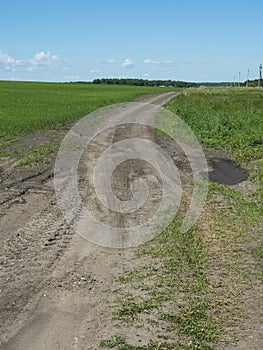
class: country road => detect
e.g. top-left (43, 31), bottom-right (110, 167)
top-left (0, 92), bottom-right (181, 350)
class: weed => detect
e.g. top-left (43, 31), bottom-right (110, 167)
top-left (100, 334), bottom-right (126, 348)
top-left (16, 154), bottom-right (43, 166)
top-left (166, 88), bottom-right (263, 162)
top-left (13, 142), bottom-right (59, 166)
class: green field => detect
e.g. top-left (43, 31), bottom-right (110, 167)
top-left (0, 81), bottom-right (173, 147)
top-left (166, 88), bottom-right (263, 162)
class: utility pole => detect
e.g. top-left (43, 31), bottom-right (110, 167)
top-left (246, 69), bottom-right (249, 88)
top-left (233, 75), bottom-right (236, 87)
top-left (258, 64), bottom-right (262, 88)
top-left (238, 72), bottom-right (241, 87)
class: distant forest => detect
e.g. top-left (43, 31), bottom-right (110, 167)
top-left (241, 79), bottom-right (262, 87)
top-left (91, 78), bottom-right (228, 88)
top-left (68, 78), bottom-right (262, 88)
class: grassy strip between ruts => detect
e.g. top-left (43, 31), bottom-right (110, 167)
top-left (100, 88), bottom-right (262, 349)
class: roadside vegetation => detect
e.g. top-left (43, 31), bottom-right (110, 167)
top-left (101, 88), bottom-right (263, 350)
top-left (167, 88), bottom-right (263, 162)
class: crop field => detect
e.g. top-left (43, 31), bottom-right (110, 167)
top-left (0, 81), bottom-right (173, 147)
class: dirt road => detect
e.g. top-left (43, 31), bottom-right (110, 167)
top-left (0, 92), bottom-right (181, 350)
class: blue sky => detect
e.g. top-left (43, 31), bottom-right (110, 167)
top-left (0, 0), bottom-right (262, 82)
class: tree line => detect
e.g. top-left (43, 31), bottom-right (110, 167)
top-left (67, 78), bottom-right (229, 87)
top-left (92, 78), bottom-right (199, 88)
top-left (240, 79), bottom-right (262, 87)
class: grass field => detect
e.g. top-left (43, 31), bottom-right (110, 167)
top-left (166, 88), bottom-right (263, 162)
top-left (0, 80), bottom-right (173, 147)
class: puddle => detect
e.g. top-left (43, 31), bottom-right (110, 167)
top-left (208, 158), bottom-right (249, 185)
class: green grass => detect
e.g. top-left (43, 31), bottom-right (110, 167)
top-left (100, 332), bottom-right (213, 350)
top-left (100, 334), bottom-right (126, 348)
top-left (166, 88), bottom-right (263, 161)
top-left (0, 80), bottom-right (174, 147)
top-left (100, 338), bottom-right (212, 350)
top-left (107, 177), bottom-right (262, 349)
top-left (1, 142), bottom-right (59, 166)
top-left (112, 219), bottom-right (218, 348)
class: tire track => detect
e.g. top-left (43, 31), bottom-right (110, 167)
top-left (0, 92), bottom-right (180, 349)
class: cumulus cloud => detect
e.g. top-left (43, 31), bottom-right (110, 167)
top-left (143, 58), bottom-right (173, 65)
top-left (28, 51), bottom-right (66, 71)
top-left (0, 49), bottom-right (67, 75)
top-left (0, 51), bottom-right (16, 65)
top-left (143, 58), bottom-right (160, 65)
top-left (122, 58), bottom-right (134, 68)
top-left (106, 58), bottom-right (115, 64)
top-left (0, 50), bottom-right (23, 71)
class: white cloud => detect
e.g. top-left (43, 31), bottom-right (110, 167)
top-left (122, 58), bottom-right (134, 68)
top-left (106, 58), bottom-right (115, 64)
top-left (143, 58), bottom-right (173, 65)
top-left (0, 49), bottom-right (67, 77)
top-left (143, 73), bottom-right (150, 78)
top-left (28, 51), bottom-right (66, 71)
top-left (0, 51), bottom-right (15, 65)
top-left (0, 49), bottom-right (68, 80)
top-left (0, 50), bottom-right (23, 71)
top-left (143, 58), bottom-right (160, 65)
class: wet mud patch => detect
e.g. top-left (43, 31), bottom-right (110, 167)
top-left (208, 157), bottom-right (249, 185)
